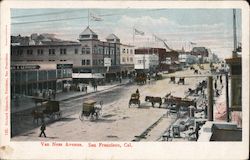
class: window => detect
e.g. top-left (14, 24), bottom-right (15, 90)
top-left (81, 35), bottom-right (90, 38)
top-left (130, 57), bottom-right (133, 62)
top-left (130, 49), bottom-right (133, 54)
top-left (122, 57), bottom-right (126, 62)
top-left (75, 48), bottom-right (78, 54)
top-left (37, 49), bottom-right (44, 55)
top-left (123, 49), bottom-right (125, 53)
top-left (127, 49), bottom-right (129, 54)
top-left (82, 48), bottom-right (85, 54)
top-left (86, 60), bottom-right (90, 65)
top-left (17, 49), bottom-right (23, 56)
top-left (60, 48), bottom-right (66, 55)
top-left (82, 60), bottom-right (86, 65)
top-left (27, 49), bottom-right (33, 55)
top-left (86, 48), bottom-right (90, 54)
top-left (49, 49), bottom-right (55, 55)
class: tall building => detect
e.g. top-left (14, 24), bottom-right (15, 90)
top-left (73, 27), bottom-right (121, 83)
top-left (11, 26), bottom-right (124, 95)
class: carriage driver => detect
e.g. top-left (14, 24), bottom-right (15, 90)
top-left (136, 89), bottom-right (140, 95)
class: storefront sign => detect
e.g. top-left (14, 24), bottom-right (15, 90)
top-left (11, 65), bottom-right (40, 70)
top-left (57, 64), bottom-right (73, 69)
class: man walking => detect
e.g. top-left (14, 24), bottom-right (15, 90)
top-left (39, 121), bottom-right (47, 137)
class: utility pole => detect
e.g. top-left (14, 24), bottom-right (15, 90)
top-left (233, 9), bottom-right (237, 58)
top-left (208, 76), bottom-right (214, 121)
top-left (226, 74), bottom-right (230, 122)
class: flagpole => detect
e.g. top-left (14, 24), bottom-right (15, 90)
top-left (133, 26), bottom-right (135, 46)
top-left (88, 9), bottom-right (90, 27)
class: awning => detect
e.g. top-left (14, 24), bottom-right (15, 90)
top-left (92, 73), bottom-right (104, 79)
top-left (72, 73), bottom-right (104, 79)
top-left (173, 61), bottom-right (180, 64)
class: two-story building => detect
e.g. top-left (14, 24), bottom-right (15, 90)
top-left (135, 48), bottom-right (179, 73)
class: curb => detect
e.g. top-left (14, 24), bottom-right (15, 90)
top-left (59, 82), bottom-right (129, 102)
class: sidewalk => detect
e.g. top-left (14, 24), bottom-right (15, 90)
top-left (11, 79), bottom-right (130, 114)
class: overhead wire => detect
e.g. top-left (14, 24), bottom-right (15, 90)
top-left (11, 9), bottom-right (84, 18)
top-left (11, 9), bottom-right (167, 25)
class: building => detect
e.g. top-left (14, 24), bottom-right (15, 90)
top-left (11, 26), bottom-right (123, 87)
top-left (134, 54), bottom-right (159, 73)
top-left (191, 47), bottom-right (209, 63)
top-left (11, 62), bottom-right (72, 96)
top-left (120, 44), bottom-right (135, 77)
top-left (72, 27), bottom-right (121, 83)
top-left (135, 48), bottom-right (179, 73)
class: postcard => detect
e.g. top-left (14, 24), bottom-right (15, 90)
top-left (0, 0), bottom-right (249, 159)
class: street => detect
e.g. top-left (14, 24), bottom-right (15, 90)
top-left (12, 67), bottom-right (208, 141)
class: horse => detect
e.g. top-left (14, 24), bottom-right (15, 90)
top-left (145, 96), bottom-right (162, 108)
top-left (169, 76), bottom-right (175, 84)
top-left (177, 77), bottom-right (185, 85)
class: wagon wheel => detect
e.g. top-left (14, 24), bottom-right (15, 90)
top-left (79, 111), bottom-right (84, 121)
top-left (58, 111), bottom-right (62, 119)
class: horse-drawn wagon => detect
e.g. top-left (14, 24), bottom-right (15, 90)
top-left (79, 100), bottom-right (102, 121)
top-left (164, 95), bottom-right (196, 116)
top-left (129, 93), bottom-right (140, 107)
top-left (31, 98), bottom-right (61, 124)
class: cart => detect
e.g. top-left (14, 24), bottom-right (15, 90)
top-left (79, 100), bottom-right (102, 121)
top-left (129, 93), bottom-right (140, 107)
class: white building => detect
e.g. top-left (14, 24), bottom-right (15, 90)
top-left (134, 54), bottom-right (159, 72)
top-left (120, 44), bottom-right (135, 76)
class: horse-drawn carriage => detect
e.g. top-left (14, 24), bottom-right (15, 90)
top-left (145, 96), bottom-right (162, 107)
top-left (129, 93), bottom-right (140, 107)
top-left (164, 95), bottom-right (196, 116)
top-left (79, 100), bottom-right (102, 121)
top-left (31, 98), bottom-right (61, 124)
top-left (134, 75), bottom-right (147, 85)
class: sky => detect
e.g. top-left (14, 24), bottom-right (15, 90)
top-left (11, 9), bottom-right (242, 59)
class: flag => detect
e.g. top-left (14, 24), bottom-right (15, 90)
top-left (90, 12), bottom-right (103, 21)
top-left (154, 34), bottom-right (163, 42)
top-left (190, 42), bottom-right (197, 45)
top-left (134, 28), bottom-right (144, 36)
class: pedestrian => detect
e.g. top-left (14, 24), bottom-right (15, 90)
top-left (195, 125), bottom-right (200, 140)
top-left (52, 90), bottom-right (56, 99)
top-left (220, 74), bottom-right (223, 88)
top-left (95, 84), bottom-right (98, 91)
top-left (214, 80), bottom-right (217, 90)
top-left (39, 121), bottom-right (47, 137)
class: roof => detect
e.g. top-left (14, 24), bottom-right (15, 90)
top-left (12, 41), bottom-right (81, 47)
top-left (106, 34), bottom-right (120, 40)
top-left (79, 26), bottom-right (97, 36)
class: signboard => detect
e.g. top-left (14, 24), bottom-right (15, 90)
top-left (11, 65), bottom-right (40, 70)
top-left (104, 58), bottom-right (111, 67)
top-left (57, 64), bottom-right (73, 69)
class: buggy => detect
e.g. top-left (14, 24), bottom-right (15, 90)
top-left (79, 100), bottom-right (102, 121)
top-left (129, 93), bottom-right (140, 107)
